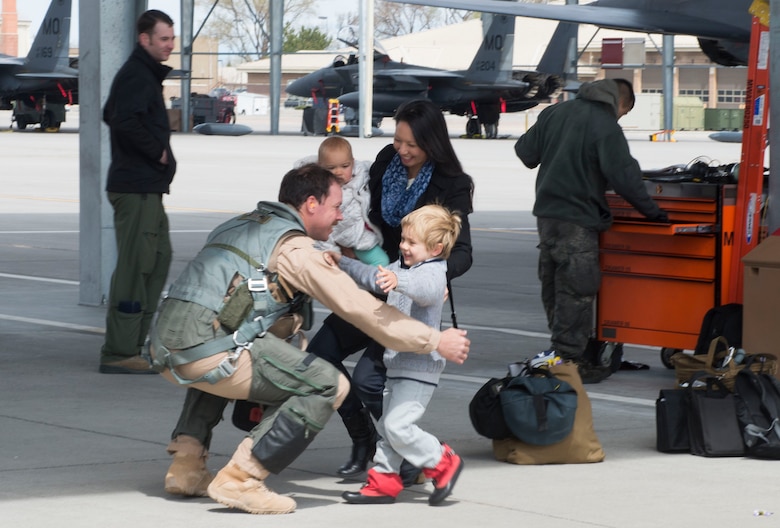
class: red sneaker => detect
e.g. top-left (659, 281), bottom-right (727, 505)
top-left (342, 468), bottom-right (403, 504)
top-left (422, 443), bottom-right (464, 505)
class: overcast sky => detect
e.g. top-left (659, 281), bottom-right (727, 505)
top-left (17, 0), bottom-right (359, 46)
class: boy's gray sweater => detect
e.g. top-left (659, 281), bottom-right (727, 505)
top-left (339, 256), bottom-right (447, 385)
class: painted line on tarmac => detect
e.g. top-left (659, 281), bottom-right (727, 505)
top-left (0, 314), bottom-right (104, 334)
top-left (453, 322), bottom-right (549, 339)
top-left (0, 196), bottom-right (245, 215)
top-left (3, 278), bottom-right (650, 351)
top-left (587, 392), bottom-right (655, 407)
top-left (472, 227), bottom-right (537, 231)
top-left (3, 302), bottom-right (547, 340)
top-left (3, 305), bottom-right (545, 339)
top-left (316, 306), bottom-right (551, 339)
top-left (0, 310), bottom-right (655, 408)
top-left (0, 277), bottom-right (655, 408)
top-left (2, 229), bottom-right (534, 235)
top-left (0, 195), bottom-right (78, 203)
top-left (410, 372), bottom-right (653, 407)
top-left (471, 227), bottom-right (537, 234)
top-left (339, 364), bottom-right (653, 407)
top-left (1, 228), bottom-right (537, 235)
top-left (166, 206), bottom-right (244, 214)
top-left (0, 230), bottom-right (79, 235)
top-left (0, 272), bottom-right (79, 285)
top-left (0, 229), bottom-right (216, 235)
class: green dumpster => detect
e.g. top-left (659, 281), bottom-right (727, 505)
top-left (704, 108), bottom-right (744, 131)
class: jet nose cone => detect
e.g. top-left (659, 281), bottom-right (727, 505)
top-left (286, 73), bottom-right (318, 97)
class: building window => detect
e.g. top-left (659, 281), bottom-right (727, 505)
top-left (642, 88), bottom-right (710, 103)
top-left (680, 89), bottom-right (709, 103)
top-left (717, 90), bottom-right (746, 104)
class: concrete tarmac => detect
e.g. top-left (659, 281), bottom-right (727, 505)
top-left (1, 108), bottom-right (772, 527)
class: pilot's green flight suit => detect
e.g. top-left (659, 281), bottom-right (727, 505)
top-left (152, 203), bottom-right (339, 472)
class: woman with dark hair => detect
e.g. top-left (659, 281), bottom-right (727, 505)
top-left (307, 99), bottom-right (474, 478)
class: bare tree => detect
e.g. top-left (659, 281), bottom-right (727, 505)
top-left (371, 0), bottom-right (551, 36)
top-left (332, 5), bottom-right (474, 42)
top-left (374, 3), bottom-right (440, 38)
top-left (195, 1), bottom-right (494, 60)
top-left (195, 0), bottom-right (315, 61)
top-left (440, 8), bottom-right (477, 25)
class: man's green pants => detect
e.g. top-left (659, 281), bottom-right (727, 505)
top-left (101, 192), bottom-right (172, 363)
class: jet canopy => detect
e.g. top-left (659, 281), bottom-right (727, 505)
top-left (332, 26), bottom-right (391, 67)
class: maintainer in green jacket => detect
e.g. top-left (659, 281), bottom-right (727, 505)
top-left (516, 78), bottom-right (666, 230)
top-left (515, 79), bottom-right (667, 383)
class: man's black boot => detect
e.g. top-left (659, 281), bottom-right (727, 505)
top-left (574, 358), bottom-right (612, 384)
top-left (400, 459), bottom-right (423, 487)
top-left (337, 408), bottom-right (377, 477)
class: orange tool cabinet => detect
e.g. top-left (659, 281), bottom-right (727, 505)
top-left (593, 13), bottom-right (770, 366)
top-left (597, 181), bottom-right (737, 354)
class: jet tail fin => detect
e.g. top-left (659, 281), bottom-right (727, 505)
top-left (465, 13), bottom-right (515, 83)
top-left (536, 21), bottom-right (578, 78)
top-left (24, 0), bottom-right (72, 73)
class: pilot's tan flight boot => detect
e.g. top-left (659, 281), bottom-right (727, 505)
top-left (164, 435), bottom-right (213, 497)
top-left (207, 438), bottom-right (296, 515)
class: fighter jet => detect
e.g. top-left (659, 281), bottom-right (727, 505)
top-left (381, 0), bottom-right (753, 67)
top-left (286, 13), bottom-right (574, 138)
top-left (0, 0), bottom-right (78, 129)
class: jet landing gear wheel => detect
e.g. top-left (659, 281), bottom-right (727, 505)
top-left (483, 122), bottom-right (498, 139)
top-left (40, 110), bottom-right (60, 132)
top-left (465, 117), bottom-right (481, 137)
top-left (584, 339), bottom-right (624, 373)
top-left (660, 348), bottom-right (681, 369)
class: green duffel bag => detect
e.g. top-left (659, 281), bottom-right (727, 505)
top-left (499, 368), bottom-right (578, 446)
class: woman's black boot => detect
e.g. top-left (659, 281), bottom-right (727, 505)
top-left (337, 408), bottom-right (378, 477)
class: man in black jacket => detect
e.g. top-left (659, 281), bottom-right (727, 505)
top-left (515, 79), bottom-right (667, 383)
top-left (99, 10), bottom-right (177, 374)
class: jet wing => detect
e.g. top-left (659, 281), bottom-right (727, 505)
top-left (467, 80), bottom-right (528, 90)
top-left (381, 0), bottom-right (751, 42)
top-left (374, 68), bottom-right (463, 81)
top-left (16, 71), bottom-right (78, 79)
top-left (0, 56), bottom-right (23, 66)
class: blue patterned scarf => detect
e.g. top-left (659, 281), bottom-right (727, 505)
top-left (381, 153), bottom-right (434, 227)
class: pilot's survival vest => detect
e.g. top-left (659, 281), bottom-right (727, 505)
top-left (152, 201), bottom-right (312, 385)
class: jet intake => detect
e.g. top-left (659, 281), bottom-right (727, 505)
top-left (697, 38), bottom-right (749, 67)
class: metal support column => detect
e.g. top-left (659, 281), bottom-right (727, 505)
top-left (180, 0), bottom-right (194, 132)
top-left (769, 0), bottom-right (779, 234)
top-left (359, 0), bottom-right (374, 138)
top-left (565, 0), bottom-right (578, 89)
top-left (78, 0), bottom-right (146, 306)
top-left (662, 34), bottom-right (674, 141)
top-left (269, 0), bottom-right (283, 135)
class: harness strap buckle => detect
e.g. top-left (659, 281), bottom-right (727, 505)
top-left (216, 357), bottom-right (236, 378)
top-left (232, 330), bottom-right (254, 349)
top-left (247, 277), bottom-right (268, 292)
top-left (252, 315), bottom-right (268, 338)
top-left (201, 345), bottom-right (246, 384)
